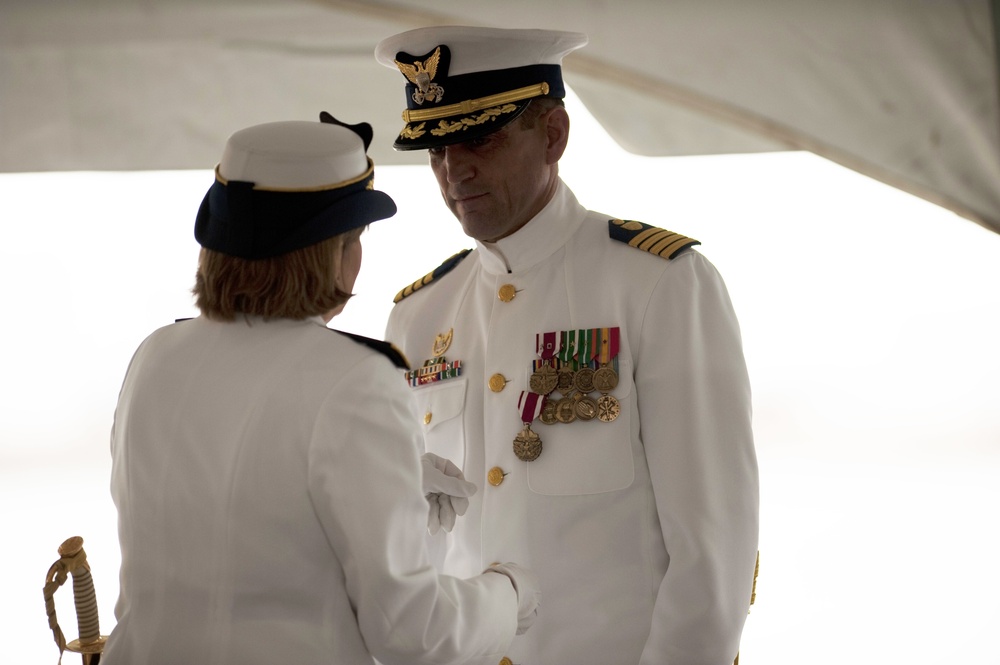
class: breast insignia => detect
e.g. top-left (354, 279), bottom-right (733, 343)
top-left (393, 248), bottom-right (472, 303)
top-left (608, 219), bottom-right (699, 260)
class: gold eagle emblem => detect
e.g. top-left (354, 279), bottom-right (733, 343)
top-left (432, 328), bottom-right (453, 356)
top-left (395, 47), bottom-right (445, 105)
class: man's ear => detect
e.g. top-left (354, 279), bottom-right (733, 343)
top-left (545, 106), bottom-right (570, 165)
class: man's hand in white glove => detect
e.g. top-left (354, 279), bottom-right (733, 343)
top-left (485, 562), bottom-right (541, 635)
top-left (421, 452), bottom-right (477, 534)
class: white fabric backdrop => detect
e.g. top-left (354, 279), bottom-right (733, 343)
top-left (1, 0), bottom-right (998, 233)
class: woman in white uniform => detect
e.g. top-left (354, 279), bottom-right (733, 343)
top-left (104, 116), bottom-right (538, 665)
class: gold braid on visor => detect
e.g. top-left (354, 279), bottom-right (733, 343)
top-left (402, 83), bottom-right (550, 123)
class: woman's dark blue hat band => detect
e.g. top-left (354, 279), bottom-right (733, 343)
top-left (194, 161), bottom-right (396, 260)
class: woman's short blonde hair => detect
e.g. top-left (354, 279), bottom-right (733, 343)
top-left (193, 228), bottom-right (361, 321)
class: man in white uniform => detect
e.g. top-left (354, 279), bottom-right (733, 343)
top-left (377, 27), bottom-right (759, 665)
top-left (106, 116), bottom-right (539, 665)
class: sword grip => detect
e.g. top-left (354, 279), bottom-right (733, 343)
top-left (45, 536), bottom-right (107, 665)
top-left (70, 566), bottom-right (101, 644)
top-left (58, 537), bottom-right (102, 645)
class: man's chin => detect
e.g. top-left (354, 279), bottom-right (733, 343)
top-left (453, 207), bottom-right (493, 238)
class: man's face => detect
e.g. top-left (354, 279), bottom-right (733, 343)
top-left (427, 115), bottom-right (557, 243)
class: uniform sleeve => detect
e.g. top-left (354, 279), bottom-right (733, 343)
top-left (307, 355), bottom-right (518, 665)
top-left (637, 252), bottom-right (759, 665)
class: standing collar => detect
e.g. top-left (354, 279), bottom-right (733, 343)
top-left (475, 179), bottom-right (585, 275)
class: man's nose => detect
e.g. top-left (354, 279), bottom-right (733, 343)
top-left (441, 146), bottom-right (474, 184)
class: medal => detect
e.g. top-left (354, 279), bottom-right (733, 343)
top-left (530, 360), bottom-right (558, 395)
top-left (530, 332), bottom-right (560, 395)
top-left (556, 330), bottom-right (577, 394)
top-left (513, 391), bottom-right (546, 461)
top-left (593, 366), bottom-right (619, 392)
top-left (574, 394), bottom-right (598, 421)
top-left (513, 423), bottom-right (543, 461)
top-left (573, 366), bottom-right (595, 393)
top-left (594, 327), bottom-right (621, 392)
top-left (555, 396), bottom-right (577, 423)
top-left (594, 327), bottom-right (621, 422)
top-left (597, 394), bottom-right (620, 423)
top-left (539, 399), bottom-right (558, 425)
top-left (556, 366), bottom-right (576, 394)
top-left (575, 327), bottom-right (600, 393)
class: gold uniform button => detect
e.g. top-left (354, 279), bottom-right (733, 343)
top-left (487, 467), bottom-right (506, 487)
top-left (497, 284), bottom-right (517, 302)
top-left (488, 373), bottom-right (507, 392)
top-left (423, 412), bottom-right (432, 425)
top-left (499, 658), bottom-right (513, 665)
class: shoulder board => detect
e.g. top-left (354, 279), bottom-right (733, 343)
top-left (608, 219), bottom-right (700, 260)
top-left (393, 248), bottom-right (472, 304)
top-left (333, 330), bottom-right (410, 370)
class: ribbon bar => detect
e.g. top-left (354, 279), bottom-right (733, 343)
top-left (406, 358), bottom-right (462, 386)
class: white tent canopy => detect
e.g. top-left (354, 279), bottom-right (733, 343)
top-left (2, 0), bottom-right (998, 234)
top-left (4, 4), bottom-right (1000, 663)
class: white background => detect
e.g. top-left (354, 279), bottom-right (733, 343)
top-left (2, 93), bottom-right (999, 663)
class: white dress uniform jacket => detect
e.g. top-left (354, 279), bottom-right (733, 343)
top-left (106, 315), bottom-right (519, 665)
top-left (386, 181), bottom-right (759, 665)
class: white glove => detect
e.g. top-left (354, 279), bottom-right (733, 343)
top-left (485, 562), bottom-right (541, 635)
top-left (421, 452), bottom-right (477, 535)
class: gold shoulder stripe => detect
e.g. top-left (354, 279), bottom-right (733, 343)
top-left (608, 218), bottom-right (699, 259)
top-left (393, 248), bottom-right (472, 304)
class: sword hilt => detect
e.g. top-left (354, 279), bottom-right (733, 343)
top-left (43, 536), bottom-right (108, 665)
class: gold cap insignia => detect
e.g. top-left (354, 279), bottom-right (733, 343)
top-left (394, 46), bottom-right (445, 106)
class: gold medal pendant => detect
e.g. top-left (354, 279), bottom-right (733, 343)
top-left (513, 422), bottom-right (543, 461)
top-left (575, 393), bottom-right (598, 421)
top-left (556, 366), bottom-right (576, 394)
top-left (529, 362), bottom-right (559, 395)
top-left (555, 396), bottom-right (577, 423)
top-left (574, 366), bottom-right (596, 393)
top-left (515, 391), bottom-right (547, 461)
top-left (539, 399), bottom-right (558, 425)
top-left (593, 365), bottom-right (619, 393)
top-left (597, 394), bottom-right (621, 423)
